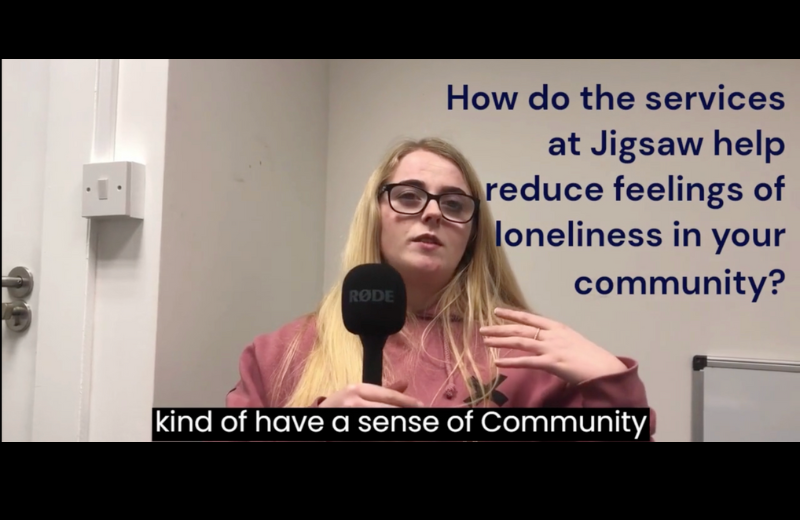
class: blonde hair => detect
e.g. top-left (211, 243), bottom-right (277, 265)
top-left (273, 137), bottom-right (530, 406)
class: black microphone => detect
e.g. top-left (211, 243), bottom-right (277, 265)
top-left (342, 263), bottom-right (407, 385)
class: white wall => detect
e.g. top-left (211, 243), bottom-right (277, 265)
top-left (152, 59), bottom-right (329, 409)
top-left (325, 59), bottom-right (799, 442)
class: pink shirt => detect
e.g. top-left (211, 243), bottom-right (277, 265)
top-left (226, 314), bottom-right (656, 440)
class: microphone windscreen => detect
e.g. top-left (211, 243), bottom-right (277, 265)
top-left (342, 263), bottom-right (406, 336)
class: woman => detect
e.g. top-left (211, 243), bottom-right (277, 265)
top-left (226, 137), bottom-right (656, 439)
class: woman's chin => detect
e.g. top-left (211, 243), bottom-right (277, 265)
top-left (402, 256), bottom-right (447, 276)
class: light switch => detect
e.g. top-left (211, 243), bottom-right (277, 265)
top-left (98, 178), bottom-right (108, 200)
top-left (82, 161), bottom-right (145, 220)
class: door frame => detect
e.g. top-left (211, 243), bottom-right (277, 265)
top-left (30, 59), bottom-right (118, 441)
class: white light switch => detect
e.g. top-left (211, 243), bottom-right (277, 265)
top-left (98, 178), bottom-right (108, 200)
top-left (82, 161), bottom-right (145, 220)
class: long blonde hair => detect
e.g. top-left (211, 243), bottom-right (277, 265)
top-left (274, 137), bottom-right (530, 406)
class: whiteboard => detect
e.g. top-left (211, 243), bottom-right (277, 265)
top-left (692, 356), bottom-right (800, 442)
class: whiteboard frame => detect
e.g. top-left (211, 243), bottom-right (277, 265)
top-left (691, 355), bottom-right (800, 442)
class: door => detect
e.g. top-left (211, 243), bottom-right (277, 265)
top-left (2, 59), bottom-right (107, 442)
top-left (2, 59), bottom-right (49, 442)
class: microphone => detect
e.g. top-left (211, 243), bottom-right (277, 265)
top-left (342, 263), bottom-right (407, 385)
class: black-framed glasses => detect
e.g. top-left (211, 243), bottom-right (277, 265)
top-left (380, 183), bottom-right (479, 223)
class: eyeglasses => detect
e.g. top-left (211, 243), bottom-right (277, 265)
top-left (380, 183), bottom-right (479, 223)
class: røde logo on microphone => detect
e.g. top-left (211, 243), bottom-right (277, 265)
top-left (349, 290), bottom-right (394, 303)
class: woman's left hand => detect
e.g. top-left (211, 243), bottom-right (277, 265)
top-left (480, 307), bottom-right (627, 385)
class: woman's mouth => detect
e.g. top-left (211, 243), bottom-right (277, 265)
top-left (412, 234), bottom-right (443, 249)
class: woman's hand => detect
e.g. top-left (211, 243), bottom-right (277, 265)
top-left (480, 308), bottom-right (627, 385)
top-left (318, 381), bottom-right (424, 408)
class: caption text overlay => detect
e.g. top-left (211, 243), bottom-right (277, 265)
top-left (152, 407), bottom-right (650, 441)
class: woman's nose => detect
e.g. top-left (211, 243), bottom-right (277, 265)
top-left (421, 199), bottom-right (443, 221)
